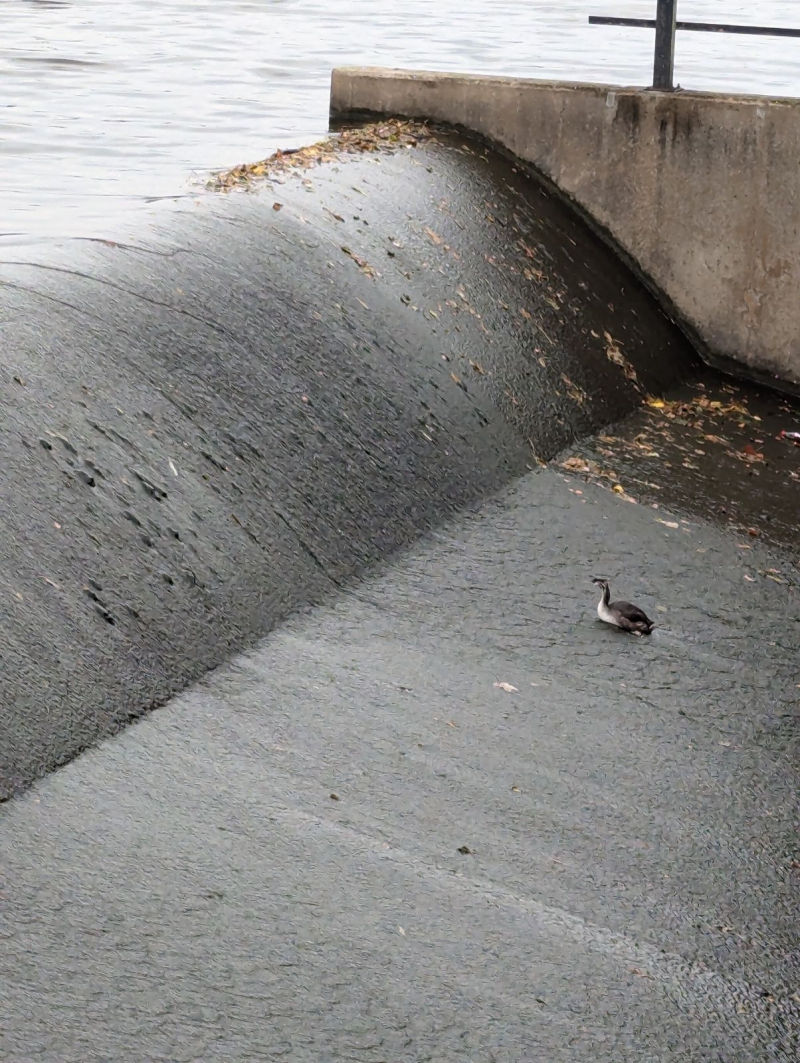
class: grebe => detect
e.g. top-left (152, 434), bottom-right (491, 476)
top-left (592, 578), bottom-right (655, 635)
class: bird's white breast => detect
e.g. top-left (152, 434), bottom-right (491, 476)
top-left (597, 600), bottom-right (619, 626)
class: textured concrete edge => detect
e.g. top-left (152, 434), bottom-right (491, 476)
top-left (330, 67), bottom-right (800, 393)
top-left (331, 67), bottom-right (800, 107)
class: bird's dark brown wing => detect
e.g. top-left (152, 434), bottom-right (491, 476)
top-left (611, 600), bottom-right (653, 626)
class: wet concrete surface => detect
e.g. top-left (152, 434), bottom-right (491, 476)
top-left (0, 126), bottom-right (698, 798)
top-left (2, 464), bottom-right (798, 1061)
top-left (1, 126), bottom-right (798, 1059)
top-left (566, 373), bottom-right (800, 556)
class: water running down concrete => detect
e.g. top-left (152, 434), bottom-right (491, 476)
top-left (1, 123), bottom-right (798, 1061)
top-left (2, 459), bottom-right (798, 1061)
top-left (1, 0), bottom-right (799, 1050)
top-left (0, 126), bottom-right (702, 800)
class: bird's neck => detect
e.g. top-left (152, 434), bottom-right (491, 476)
top-left (600, 584), bottom-right (610, 606)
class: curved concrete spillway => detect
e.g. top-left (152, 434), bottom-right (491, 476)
top-left (0, 126), bottom-right (699, 798)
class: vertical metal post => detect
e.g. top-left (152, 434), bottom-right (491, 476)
top-left (652, 0), bottom-right (678, 90)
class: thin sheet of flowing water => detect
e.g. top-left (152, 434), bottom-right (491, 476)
top-left (1, 1), bottom-right (799, 241)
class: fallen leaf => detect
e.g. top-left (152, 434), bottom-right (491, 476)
top-left (561, 373), bottom-right (587, 405)
top-left (340, 245), bottom-right (375, 275)
top-left (744, 575), bottom-right (756, 582)
top-left (450, 371), bottom-right (461, 385)
top-left (561, 456), bottom-right (590, 473)
top-left (603, 332), bottom-right (639, 382)
top-left (655, 519), bottom-right (679, 529)
top-left (612, 484), bottom-right (625, 494)
top-left (741, 444), bottom-right (764, 462)
top-left (457, 845), bottom-right (473, 855)
top-left (511, 786), bottom-right (521, 792)
top-left (646, 396), bottom-right (665, 409)
top-left (272, 202), bottom-right (282, 211)
top-left (329, 793), bottom-right (340, 801)
top-left (398, 926), bottom-right (406, 936)
top-left (493, 682), bottom-right (518, 693)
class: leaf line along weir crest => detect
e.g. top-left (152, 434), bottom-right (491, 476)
top-left (0, 123), bottom-right (700, 798)
top-left (1, 123), bottom-right (799, 1060)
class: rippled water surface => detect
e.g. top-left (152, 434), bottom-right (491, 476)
top-left (2, 0), bottom-right (799, 240)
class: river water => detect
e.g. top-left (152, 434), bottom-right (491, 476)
top-left (1, 0), bottom-right (799, 241)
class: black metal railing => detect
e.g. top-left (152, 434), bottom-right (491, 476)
top-left (589, 0), bottom-right (800, 91)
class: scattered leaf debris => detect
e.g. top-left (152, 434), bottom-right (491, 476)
top-left (208, 121), bottom-right (431, 191)
top-left (604, 331), bottom-right (640, 385)
top-left (493, 681), bottom-right (518, 693)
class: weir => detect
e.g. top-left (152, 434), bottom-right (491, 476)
top-left (1, 101), bottom-right (798, 1063)
top-left (0, 126), bottom-right (699, 798)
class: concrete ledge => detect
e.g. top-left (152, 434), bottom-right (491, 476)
top-left (331, 68), bottom-right (800, 389)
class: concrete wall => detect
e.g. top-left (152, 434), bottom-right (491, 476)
top-left (331, 69), bottom-right (800, 389)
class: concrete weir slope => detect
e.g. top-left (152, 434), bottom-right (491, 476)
top-left (0, 125), bottom-right (698, 798)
